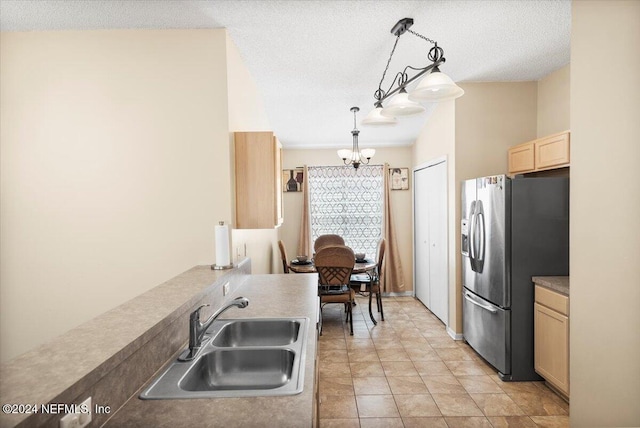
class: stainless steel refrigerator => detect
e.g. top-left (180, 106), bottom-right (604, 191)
top-left (461, 175), bottom-right (569, 381)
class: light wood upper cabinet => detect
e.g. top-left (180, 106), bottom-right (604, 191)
top-left (508, 131), bottom-right (570, 176)
top-left (508, 141), bottom-right (535, 174)
top-left (535, 132), bottom-right (570, 170)
top-left (534, 285), bottom-right (570, 399)
top-left (234, 131), bottom-right (283, 229)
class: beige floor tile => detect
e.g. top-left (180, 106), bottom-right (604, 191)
top-left (320, 377), bottom-right (354, 396)
top-left (426, 336), bottom-right (460, 348)
top-left (401, 339), bottom-right (432, 349)
top-left (413, 361), bottom-right (452, 377)
top-left (381, 361), bottom-right (419, 377)
top-left (402, 417), bottom-right (448, 428)
top-left (469, 393), bottom-right (526, 416)
top-left (435, 347), bottom-right (476, 361)
top-left (356, 394), bottom-right (400, 418)
top-left (320, 362), bottom-right (352, 378)
top-left (529, 415), bottom-right (570, 428)
top-left (444, 416), bottom-right (493, 427)
top-left (487, 416), bottom-right (538, 427)
top-left (347, 348), bottom-right (380, 363)
top-left (457, 375), bottom-right (505, 394)
top-left (394, 393), bottom-right (442, 418)
top-left (319, 339), bottom-right (347, 350)
top-left (396, 327), bottom-right (425, 340)
top-left (493, 379), bottom-right (545, 395)
top-left (445, 360), bottom-right (487, 376)
top-left (376, 347), bottom-right (411, 361)
top-left (358, 417), bottom-right (404, 428)
top-left (508, 392), bottom-right (568, 416)
top-left (350, 361), bottom-right (385, 377)
top-left (345, 338), bottom-right (375, 350)
top-left (319, 295), bottom-right (570, 427)
top-left (319, 418), bottom-right (360, 428)
top-left (431, 393), bottom-right (484, 417)
top-left (406, 347), bottom-right (442, 362)
top-left (319, 349), bottom-right (349, 362)
top-left (319, 394), bottom-right (359, 419)
top-left (423, 374), bottom-right (467, 394)
top-left (387, 375), bottom-right (429, 394)
top-left (352, 376), bottom-right (391, 395)
top-left (372, 338), bottom-right (403, 349)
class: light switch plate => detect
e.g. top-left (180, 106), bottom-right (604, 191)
top-left (223, 282), bottom-right (230, 296)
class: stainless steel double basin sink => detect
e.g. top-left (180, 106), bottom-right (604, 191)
top-left (140, 318), bottom-right (308, 399)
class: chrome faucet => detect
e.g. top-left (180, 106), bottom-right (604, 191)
top-left (179, 296), bottom-right (249, 361)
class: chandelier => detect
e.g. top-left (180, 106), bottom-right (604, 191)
top-left (337, 107), bottom-right (374, 169)
top-left (362, 17), bottom-right (464, 126)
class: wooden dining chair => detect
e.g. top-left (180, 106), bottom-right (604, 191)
top-left (315, 245), bottom-right (356, 335)
top-left (278, 240), bottom-right (290, 274)
top-left (350, 238), bottom-right (386, 322)
top-left (313, 234), bottom-right (345, 252)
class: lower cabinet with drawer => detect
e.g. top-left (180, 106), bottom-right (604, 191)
top-left (534, 285), bottom-right (570, 400)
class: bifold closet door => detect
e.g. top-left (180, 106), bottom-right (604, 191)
top-left (414, 161), bottom-right (448, 324)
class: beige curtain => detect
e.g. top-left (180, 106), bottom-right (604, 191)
top-left (382, 163), bottom-right (405, 292)
top-left (297, 165), bottom-right (313, 257)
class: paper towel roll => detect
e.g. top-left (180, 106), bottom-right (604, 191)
top-left (215, 222), bottom-right (231, 267)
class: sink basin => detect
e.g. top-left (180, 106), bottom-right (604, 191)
top-left (139, 317), bottom-right (308, 399)
top-left (210, 319), bottom-right (300, 347)
top-left (180, 348), bottom-right (295, 391)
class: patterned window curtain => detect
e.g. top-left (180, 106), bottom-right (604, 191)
top-left (307, 165), bottom-right (383, 258)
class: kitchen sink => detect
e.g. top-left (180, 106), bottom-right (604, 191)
top-left (210, 319), bottom-right (300, 347)
top-left (180, 348), bottom-right (295, 391)
top-left (139, 317), bottom-right (308, 399)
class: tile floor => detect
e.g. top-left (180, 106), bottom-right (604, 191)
top-left (318, 295), bottom-right (569, 428)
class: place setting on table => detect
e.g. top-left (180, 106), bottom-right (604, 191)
top-left (288, 252), bottom-right (376, 274)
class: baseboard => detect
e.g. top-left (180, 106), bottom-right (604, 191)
top-left (447, 327), bottom-right (464, 341)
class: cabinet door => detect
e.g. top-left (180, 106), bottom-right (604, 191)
top-left (508, 142), bottom-right (535, 175)
top-left (235, 132), bottom-right (278, 229)
top-left (535, 132), bottom-right (570, 170)
top-left (534, 302), bottom-right (570, 396)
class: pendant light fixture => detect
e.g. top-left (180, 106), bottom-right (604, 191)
top-left (363, 17), bottom-right (464, 126)
top-left (338, 107), bottom-right (375, 169)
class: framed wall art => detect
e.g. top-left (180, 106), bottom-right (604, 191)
top-left (283, 168), bottom-right (304, 192)
top-left (389, 167), bottom-right (409, 190)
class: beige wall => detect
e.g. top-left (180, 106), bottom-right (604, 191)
top-left (452, 82), bottom-right (538, 332)
top-left (570, 1), bottom-right (640, 426)
top-left (537, 65), bottom-right (570, 137)
top-left (412, 101), bottom-right (456, 331)
top-left (225, 33), bottom-right (276, 275)
top-left (281, 147), bottom-right (414, 292)
top-left (0, 29), bottom-right (232, 362)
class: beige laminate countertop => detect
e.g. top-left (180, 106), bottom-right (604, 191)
top-left (104, 273), bottom-right (319, 428)
top-left (532, 276), bottom-right (570, 296)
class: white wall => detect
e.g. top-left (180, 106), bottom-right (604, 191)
top-left (0, 29), bottom-right (232, 362)
top-left (281, 147), bottom-right (414, 291)
top-left (570, 1), bottom-right (640, 425)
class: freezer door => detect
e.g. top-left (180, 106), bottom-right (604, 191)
top-left (461, 179), bottom-right (477, 288)
top-left (463, 289), bottom-right (511, 375)
top-left (466, 176), bottom-right (510, 308)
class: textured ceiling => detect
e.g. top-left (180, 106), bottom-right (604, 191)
top-left (0, 0), bottom-right (571, 149)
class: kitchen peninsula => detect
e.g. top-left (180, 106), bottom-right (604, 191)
top-left (0, 260), bottom-right (320, 427)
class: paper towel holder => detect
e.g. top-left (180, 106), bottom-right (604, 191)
top-left (211, 221), bottom-right (234, 270)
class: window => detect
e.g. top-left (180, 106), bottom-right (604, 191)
top-left (308, 165), bottom-right (383, 257)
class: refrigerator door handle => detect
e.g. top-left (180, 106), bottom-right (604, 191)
top-left (468, 201), bottom-right (476, 264)
top-left (477, 210), bottom-right (485, 263)
top-left (464, 292), bottom-right (497, 314)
